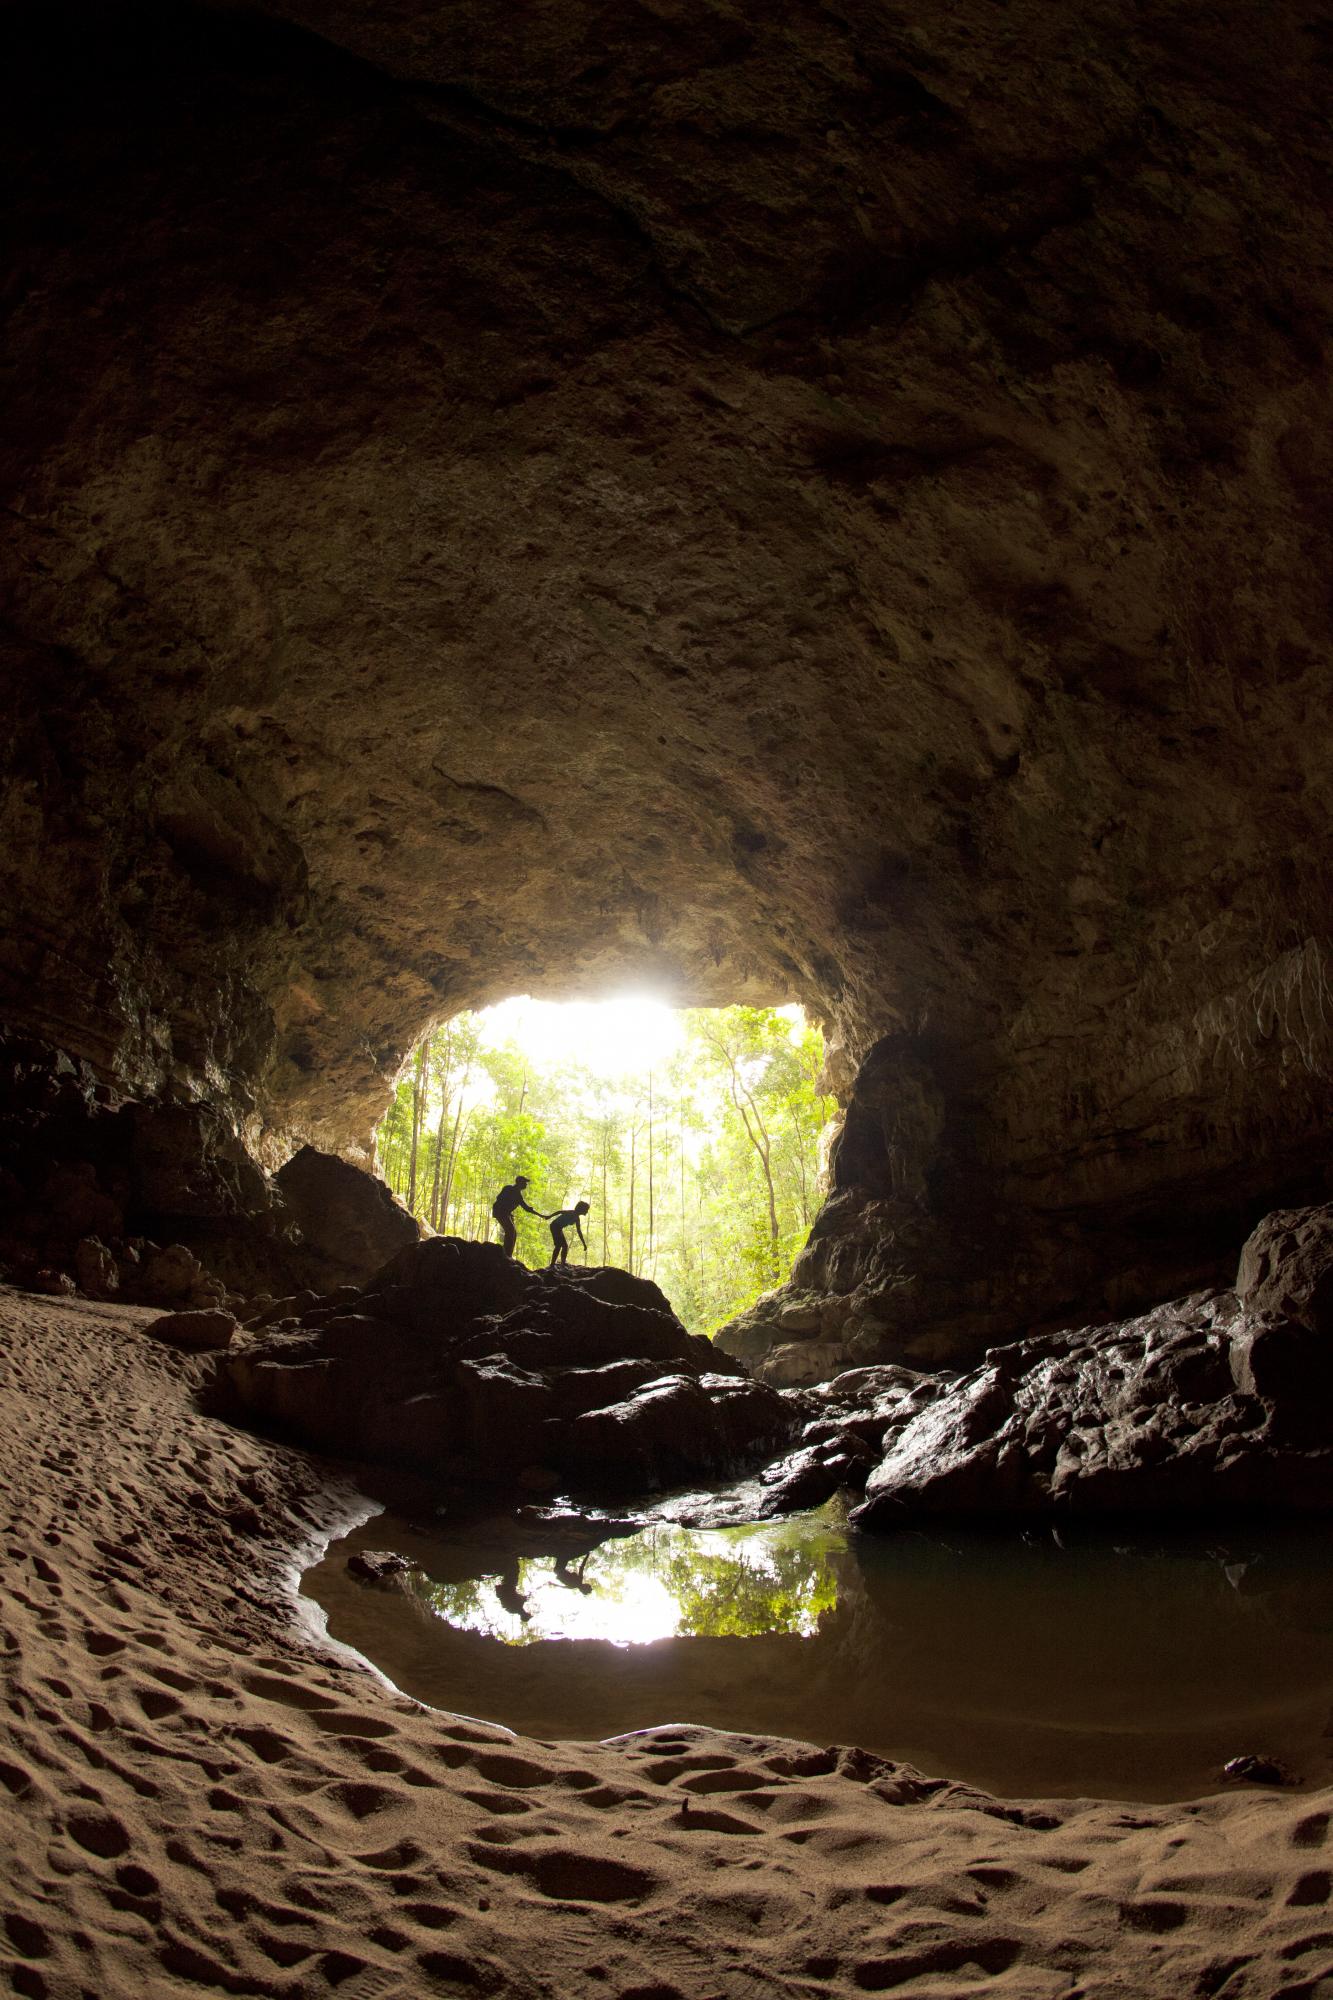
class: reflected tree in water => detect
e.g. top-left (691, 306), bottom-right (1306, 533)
top-left (409, 1519), bottom-right (841, 1644)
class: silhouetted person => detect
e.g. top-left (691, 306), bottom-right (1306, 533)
top-left (491, 1174), bottom-right (546, 1259)
top-left (548, 1200), bottom-right (590, 1267)
top-left (495, 1559), bottom-right (531, 1623)
top-left (553, 1551), bottom-right (594, 1595)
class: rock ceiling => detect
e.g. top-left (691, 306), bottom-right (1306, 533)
top-left (3, 0), bottom-right (1331, 1333)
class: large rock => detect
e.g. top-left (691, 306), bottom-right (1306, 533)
top-left (852, 1267), bottom-right (1333, 1529)
top-left (1235, 1203), bottom-right (1333, 1334)
top-left (227, 1238), bottom-right (799, 1494)
top-left (275, 1146), bottom-right (421, 1288)
top-left (147, 1307), bottom-right (238, 1352)
top-left (559, 1372), bottom-right (794, 1494)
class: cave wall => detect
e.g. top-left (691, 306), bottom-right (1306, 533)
top-left (3, 0), bottom-right (1331, 1352)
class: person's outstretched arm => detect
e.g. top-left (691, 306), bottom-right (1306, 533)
top-left (576, 1219), bottom-right (587, 1252)
top-left (519, 1194), bottom-right (542, 1215)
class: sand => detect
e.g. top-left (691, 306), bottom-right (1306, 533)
top-left (1, 1287), bottom-right (1330, 2000)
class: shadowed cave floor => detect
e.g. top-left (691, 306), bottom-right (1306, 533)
top-left (3, 1284), bottom-right (1332, 1999)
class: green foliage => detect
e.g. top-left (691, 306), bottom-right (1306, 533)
top-left (409, 1514), bottom-right (842, 1643)
top-left (374, 1004), bottom-right (836, 1333)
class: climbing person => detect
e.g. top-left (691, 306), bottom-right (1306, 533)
top-left (548, 1199), bottom-right (590, 1268)
top-left (491, 1174), bottom-right (546, 1259)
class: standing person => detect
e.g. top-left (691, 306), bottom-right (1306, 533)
top-left (548, 1200), bottom-right (590, 1268)
top-left (491, 1175), bottom-right (546, 1259)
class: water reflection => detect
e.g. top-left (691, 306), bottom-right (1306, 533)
top-left (412, 1517), bottom-right (841, 1646)
top-left (303, 1503), bottom-right (1333, 1800)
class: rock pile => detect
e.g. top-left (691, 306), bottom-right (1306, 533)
top-left (227, 1238), bottom-right (799, 1497)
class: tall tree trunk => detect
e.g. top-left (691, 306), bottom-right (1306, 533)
top-left (600, 1125), bottom-right (608, 1265)
top-left (702, 1028), bottom-right (780, 1280)
top-left (440, 1079), bottom-right (471, 1226)
top-left (406, 1042), bottom-right (427, 1213)
top-left (646, 1072), bottom-right (654, 1273)
top-left (679, 1108), bottom-right (688, 1275)
top-left (427, 1029), bottom-right (454, 1230)
top-left (627, 1123), bottom-right (636, 1276)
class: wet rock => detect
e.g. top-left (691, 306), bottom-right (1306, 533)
top-left (147, 1307), bottom-right (238, 1352)
top-left (1236, 1204), bottom-right (1333, 1334)
top-left (1221, 1754), bottom-right (1301, 1788)
top-left (852, 1256), bottom-right (1333, 1529)
top-left (275, 1146), bottom-right (420, 1287)
top-left (346, 1549), bottom-right (415, 1590)
top-left (755, 1338), bottom-right (854, 1389)
top-left (560, 1372), bottom-right (793, 1495)
top-left (756, 1427), bottom-right (878, 1515)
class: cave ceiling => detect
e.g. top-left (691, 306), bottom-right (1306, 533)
top-left (2, 0), bottom-right (1331, 1215)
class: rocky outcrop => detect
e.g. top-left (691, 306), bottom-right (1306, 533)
top-left (0, 1032), bottom-right (420, 1305)
top-left (274, 1146), bottom-right (419, 1288)
top-left (227, 1237), bottom-right (797, 1494)
top-left (4, 4), bottom-right (1333, 1362)
top-left (851, 1205), bottom-right (1333, 1528)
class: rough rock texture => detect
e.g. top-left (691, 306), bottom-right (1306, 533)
top-left (1236, 1202), bottom-right (1333, 1332)
top-left (227, 1236), bottom-right (797, 1492)
top-left (0, 1032), bottom-right (421, 1304)
top-left (851, 1208), bottom-right (1333, 1526)
top-left (4, 3), bottom-right (1333, 1360)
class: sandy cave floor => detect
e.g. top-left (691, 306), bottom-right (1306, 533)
top-left (1, 1287), bottom-right (1331, 2000)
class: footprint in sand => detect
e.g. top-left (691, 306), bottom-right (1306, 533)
top-left (465, 1842), bottom-right (659, 1904)
top-left (324, 1780), bottom-right (406, 1820)
top-left (65, 1807), bottom-right (131, 1859)
top-left (241, 1669), bottom-right (341, 1712)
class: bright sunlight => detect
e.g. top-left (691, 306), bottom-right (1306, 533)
top-left (375, 998), bottom-right (833, 1334)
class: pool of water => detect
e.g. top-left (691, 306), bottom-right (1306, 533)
top-left (302, 1500), bottom-right (1333, 1801)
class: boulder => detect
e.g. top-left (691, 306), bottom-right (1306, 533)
top-left (559, 1371), bottom-right (793, 1494)
top-left (852, 1281), bottom-right (1333, 1530)
top-left (755, 1338), bottom-right (853, 1389)
top-left (347, 1550), bottom-right (415, 1590)
top-left (1236, 1203), bottom-right (1333, 1334)
top-left (74, 1236), bottom-right (119, 1299)
top-left (140, 1241), bottom-right (212, 1305)
top-left (147, 1307), bottom-right (237, 1351)
top-left (226, 1238), bottom-right (799, 1496)
top-left (276, 1146), bottom-right (421, 1288)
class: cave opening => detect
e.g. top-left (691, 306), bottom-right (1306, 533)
top-left (372, 994), bottom-right (837, 1335)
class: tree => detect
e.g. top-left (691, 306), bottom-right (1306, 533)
top-left (376, 1003), bottom-right (835, 1332)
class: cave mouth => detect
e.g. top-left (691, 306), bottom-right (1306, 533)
top-left (372, 994), bottom-right (836, 1334)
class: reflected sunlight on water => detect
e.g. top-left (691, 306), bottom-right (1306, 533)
top-left (412, 1518), bottom-right (841, 1646)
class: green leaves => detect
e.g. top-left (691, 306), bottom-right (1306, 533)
top-left (375, 1002), bottom-right (834, 1331)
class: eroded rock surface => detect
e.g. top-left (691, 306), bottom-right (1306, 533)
top-left (227, 1237), bottom-right (797, 1494)
top-left (0, 1031), bottom-right (422, 1304)
top-left (851, 1203), bottom-right (1333, 1526)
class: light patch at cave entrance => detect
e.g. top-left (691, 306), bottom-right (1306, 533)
top-left (375, 1000), bottom-right (833, 1333)
top-left (474, 993), bottom-right (809, 1081)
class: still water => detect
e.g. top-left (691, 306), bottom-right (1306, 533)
top-left (303, 1501), bottom-right (1333, 1801)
